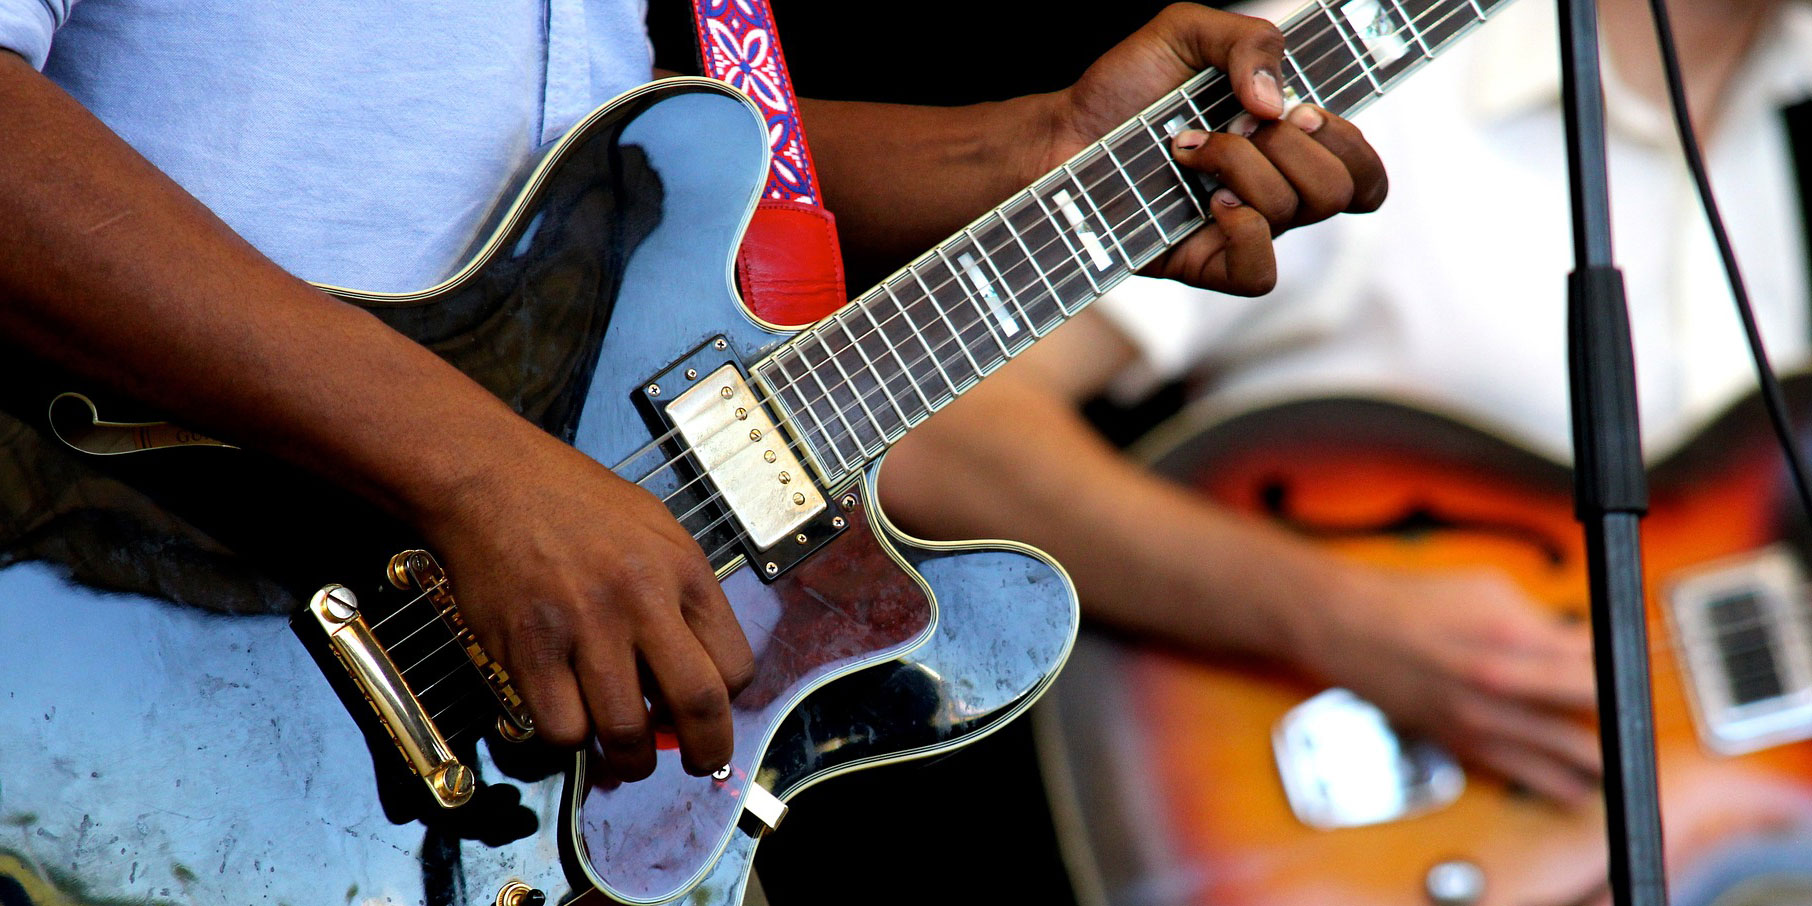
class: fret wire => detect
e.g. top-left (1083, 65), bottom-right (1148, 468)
top-left (813, 329), bottom-right (891, 447)
top-left (757, 356), bottom-right (855, 485)
top-left (808, 184), bottom-right (1193, 463)
top-left (1101, 139), bottom-right (1171, 243)
top-left (1281, 48), bottom-right (1330, 107)
top-left (1382, 0), bottom-right (1435, 56)
top-left (1029, 190), bottom-right (1102, 303)
top-left (932, 246), bottom-right (1014, 358)
top-left (855, 297), bottom-right (935, 413)
top-left (835, 313), bottom-right (914, 429)
top-left (792, 343), bottom-right (870, 462)
top-left (1461, 0), bottom-right (1487, 26)
top-left (1178, 89), bottom-right (1212, 130)
top-left (801, 180), bottom-right (1222, 465)
top-left (881, 284), bottom-right (960, 401)
top-left (909, 266), bottom-right (987, 379)
top-left (1134, 111), bottom-right (1210, 221)
top-left (1060, 161), bottom-right (1135, 268)
top-left (963, 224), bottom-right (1045, 339)
top-left (768, 354), bottom-right (852, 473)
top-left (1314, 0), bottom-right (1385, 94)
top-left (998, 203), bottom-right (1077, 318)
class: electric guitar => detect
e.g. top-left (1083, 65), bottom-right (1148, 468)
top-left (1040, 385), bottom-right (1812, 906)
top-left (0, 0), bottom-right (1514, 901)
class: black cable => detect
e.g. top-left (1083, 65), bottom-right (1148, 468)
top-left (1643, 0), bottom-right (1812, 524)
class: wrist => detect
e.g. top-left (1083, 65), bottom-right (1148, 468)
top-left (378, 397), bottom-right (559, 531)
top-left (1009, 90), bottom-right (1071, 189)
top-left (1277, 554), bottom-right (1374, 675)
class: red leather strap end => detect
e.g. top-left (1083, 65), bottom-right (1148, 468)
top-left (736, 199), bottom-right (849, 327)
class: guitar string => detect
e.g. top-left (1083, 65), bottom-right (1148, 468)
top-left (615, 0), bottom-right (1468, 526)
top-left (365, 576), bottom-right (447, 633)
top-left (372, 583), bottom-right (457, 647)
top-left (381, 4), bottom-right (1485, 720)
top-left (604, 1), bottom-right (1450, 502)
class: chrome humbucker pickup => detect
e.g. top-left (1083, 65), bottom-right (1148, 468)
top-left (1667, 545), bottom-right (1812, 755)
top-left (663, 362), bottom-right (826, 550)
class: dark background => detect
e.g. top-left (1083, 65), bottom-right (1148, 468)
top-left (650, 1), bottom-right (1184, 105)
top-left (648, 3), bottom-right (1188, 904)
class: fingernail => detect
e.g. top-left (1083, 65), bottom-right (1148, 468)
top-left (1173, 129), bottom-right (1208, 150)
top-left (1287, 104), bottom-right (1325, 133)
top-left (1252, 69), bottom-right (1285, 115)
top-left (1226, 112), bottom-right (1260, 138)
top-left (1212, 188), bottom-right (1242, 207)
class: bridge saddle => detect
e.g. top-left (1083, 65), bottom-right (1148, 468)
top-left (308, 550), bottom-right (533, 809)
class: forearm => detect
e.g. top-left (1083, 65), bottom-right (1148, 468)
top-left (0, 51), bottom-right (537, 522)
top-left (878, 370), bottom-right (1353, 663)
top-left (798, 95), bottom-right (1055, 268)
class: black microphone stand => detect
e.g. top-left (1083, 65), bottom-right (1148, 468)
top-left (1556, 0), bottom-right (1669, 901)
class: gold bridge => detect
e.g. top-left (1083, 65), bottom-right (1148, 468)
top-left (664, 364), bottom-right (827, 550)
top-left (309, 551), bottom-right (533, 809)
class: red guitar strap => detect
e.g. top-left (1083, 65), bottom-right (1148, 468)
top-left (689, 0), bottom-right (848, 326)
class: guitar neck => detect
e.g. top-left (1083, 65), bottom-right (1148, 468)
top-left (757, 0), bottom-right (1511, 484)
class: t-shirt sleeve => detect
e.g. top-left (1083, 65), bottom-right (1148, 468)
top-left (0, 0), bottom-right (75, 69)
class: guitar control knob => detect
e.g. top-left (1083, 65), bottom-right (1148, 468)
top-left (1425, 859), bottom-right (1485, 906)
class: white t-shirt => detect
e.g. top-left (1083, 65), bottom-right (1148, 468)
top-left (1094, 0), bottom-right (1812, 462)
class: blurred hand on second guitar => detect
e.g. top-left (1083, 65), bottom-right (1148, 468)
top-left (1297, 563), bottom-right (1601, 802)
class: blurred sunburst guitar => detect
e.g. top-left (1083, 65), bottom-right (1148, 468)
top-left (1041, 383), bottom-right (1812, 906)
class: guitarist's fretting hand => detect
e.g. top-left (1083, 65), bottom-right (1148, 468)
top-left (1041, 3), bottom-right (1388, 295)
top-left (801, 4), bottom-right (1386, 299)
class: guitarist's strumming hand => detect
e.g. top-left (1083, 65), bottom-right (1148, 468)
top-left (416, 430), bottom-right (758, 782)
top-left (1036, 3), bottom-right (1388, 295)
top-left (1297, 564), bottom-right (1602, 803)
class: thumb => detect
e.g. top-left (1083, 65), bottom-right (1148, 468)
top-left (1151, 4), bottom-right (1288, 119)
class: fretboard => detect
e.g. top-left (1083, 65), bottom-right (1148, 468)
top-left (757, 0), bottom-right (1513, 483)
